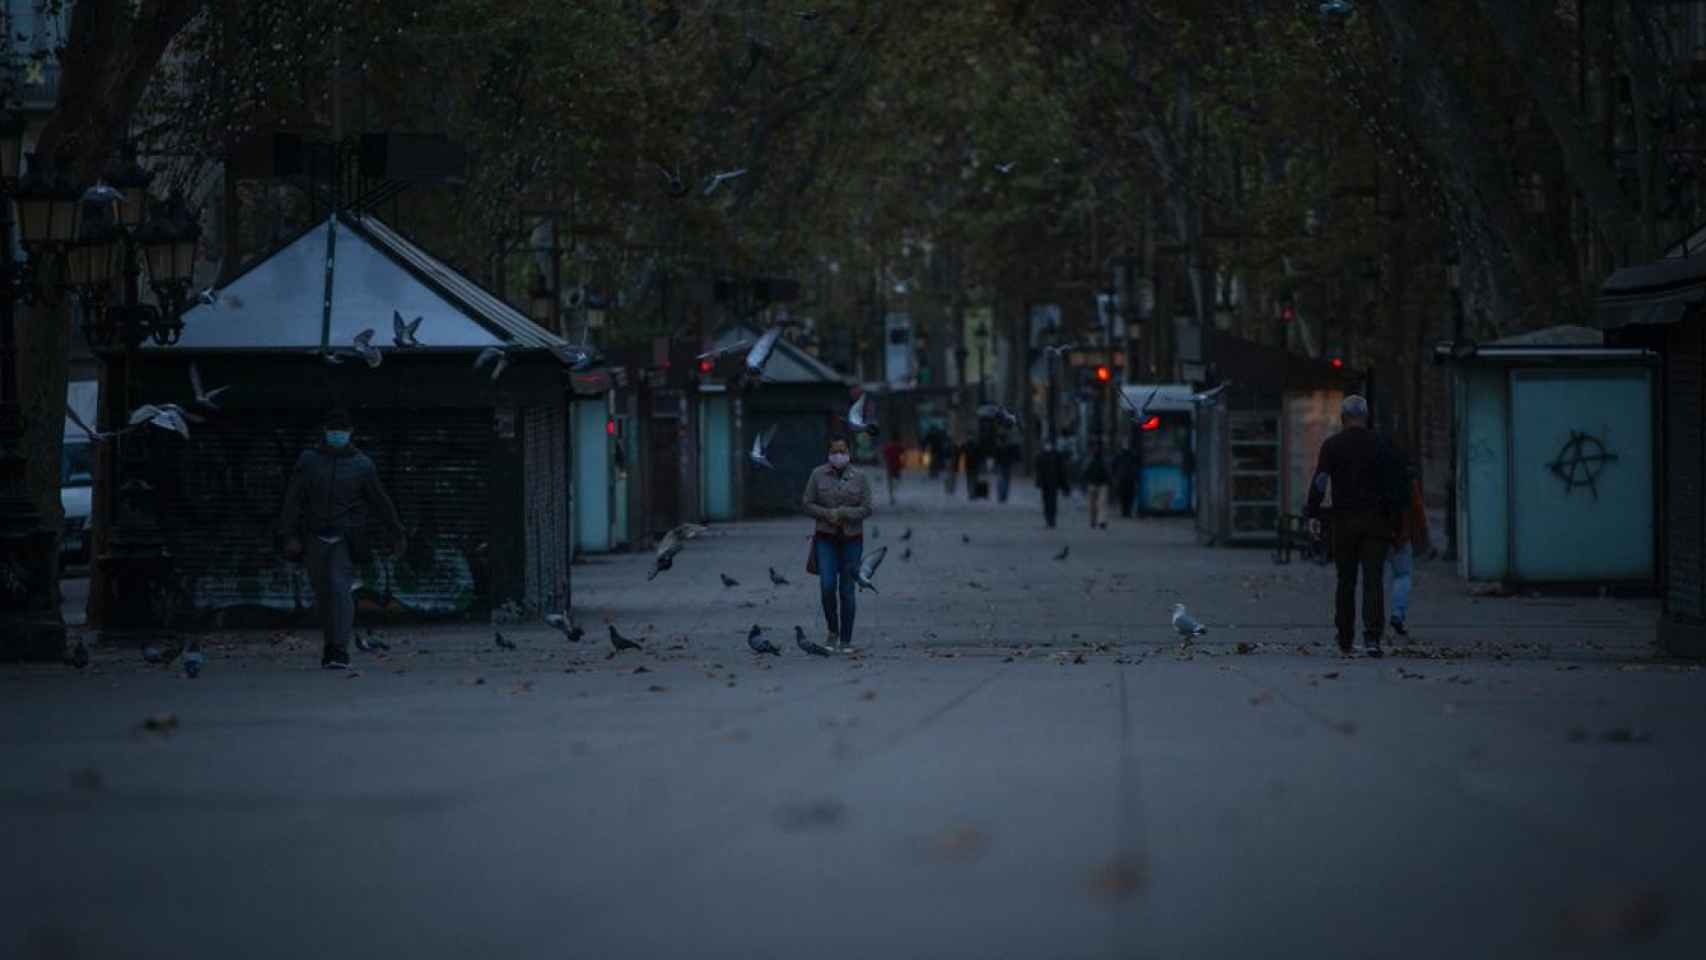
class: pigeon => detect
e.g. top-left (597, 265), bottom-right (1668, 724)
top-left (155, 640), bottom-right (183, 667)
top-left (549, 344), bottom-right (597, 371)
top-left (703, 168), bottom-right (747, 196)
top-left (1043, 342), bottom-right (1079, 359)
top-left (1171, 603), bottom-right (1208, 639)
top-left (195, 287), bottom-right (219, 307)
top-left (352, 329), bottom-right (383, 368)
top-left (994, 161), bottom-right (1016, 174)
top-left (183, 650), bottom-right (205, 678)
top-left (721, 573), bottom-right (740, 588)
top-left (747, 624), bottom-right (781, 656)
top-left (189, 362), bottom-right (231, 409)
top-left (900, 528), bottom-right (912, 541)
top-left (67, 640), bottom-right (89, 669)
top-left (870, 524), bottom-right (879, 539)
top-left (901, 547), bottom-right (912, 561)
top-left (81, 180), bottom-right (124, 207)
top-left (128, 403), bottom-right (201, 440)
top-left (750, 424), bottom-right (778, 469)
top-left (392, 311), bottom-right (424, 347)
top-left (473, 346), bottom-right (510, 381)
top-left (744, 324), bottom-right (790, 382)
top-left (142, 645), bottom-right (163, 664)
top-left (795, 625), bottom-right (831, 657)
top-left (1320, 0), bottom-right (1354, 16)
top-left (846, 394), bottom-right (876, 434)
top-left (320, 349), bottom-right (347, 365)
top-left (648, 522), bottom-right (708, 580)
top-left (697, 340), bottom-right (754, 363)
top-left (654, 161), bottom-right (689, 198)
top-left (768, 567), bottom-right (789, 586)
top-left (1055, 545), bottom-right (1069, 561)
top-left (609, 624), bottom-right (644, 652)
top-left (494, 630), bottom-right (516, 650)
top-left (961, 534), bottom-right (971, 544)
top-left (855, 545), bottom-right (887, 592)
top-left (544, 611), bottom-right (584, 642)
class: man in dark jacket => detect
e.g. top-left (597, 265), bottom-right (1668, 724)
top-left (1111, 437), bottom-right (1138, 518)
top-left (1303, 395), bottom-right (1393, 658)
top-left (281, 408), bottom-right (406, 669)
top-left (1035, 440), bottom-right (1064, 528)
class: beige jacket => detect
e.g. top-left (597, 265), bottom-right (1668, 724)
top-left (802, 463), bottom-right (874, 537)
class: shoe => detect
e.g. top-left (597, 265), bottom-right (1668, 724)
top-left (1336, 637), bottom-right (1354, 656)
top-left (323, 650), bottom-right (351, 670)
top-left (1390, 616), bottom-right (1408, 637)
top-left (1363, 639), bottom-right (1384, 659)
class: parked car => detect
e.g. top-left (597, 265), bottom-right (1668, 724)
top-left (60, 437), bottom-right (92, 568)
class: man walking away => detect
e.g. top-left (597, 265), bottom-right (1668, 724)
top-left (1082, 441), bottom-right (1111, 529)
top-left (1387, 454), bottom-right (1430, 638)
top-left (1302, 395), bottom-right (1396, 658)
top-left (994, 436), bottom-right (1019, 503)
top-left (282, 408), bottom-right (407, 669)
top-left (1111, 437), bottom-right (1138, 519)
top-left (1035, 440), bottom-right (1064, 528)
top-left (881, 437), bottom-right (905, 506)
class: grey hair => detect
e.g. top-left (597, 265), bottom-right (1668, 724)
top-left (1341, 394), bottom-right (1369, 420)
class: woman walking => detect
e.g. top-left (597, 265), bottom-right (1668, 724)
top-left (803, 436), bottom-right (874, 651)
top-left (1083, 441), bottom-right (1112, 529)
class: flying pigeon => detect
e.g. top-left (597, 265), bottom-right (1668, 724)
top-left (747, 624), bottom-right (781, 656)
top-left (196, 287), bottom-right (219, 307)
top-left (128, 403), bottom-right (201, 440)
top-left (1043, 343), bottom-right (1079, 359)
top-left (847, 394), bottom-right (876, 434)
top-left (320, 349), bottom-right (347, 365)
top-left (392, 311), bottom-right (424, 347)
top-left (494, 630), bottom-right (516, 650)
top-left (609, 624), bottom-right (644, 652)
top-left (473, 346), bottom-right (510, 381)
top-left (794, 625), bottom-right (831, 657)
top-left (768, 567), bottom-right (789, 586)
top-left (67, 640), bottom-right (89, 670)
top-left (721, 573), bottom-right (740, 588)
top-left (750, 424), bottom-right (778, 469)
top-left (648, 522), bottom-right (709, 580)
top-left (654, 161), bottom-right (689, 198)
top-left (1171, 603), bottom-right (1208, 639)
top-left (900, 528), bottom-right (912, 541)
top-left (855, 545), bottom-right (887, 592)
top-left (697, 340), bottom-right (754, 363)
top-left (994, 161), bottom-right (1016, 174)
top-left (189, 362), bottom-right (231, 409)
top-left (1054, 545), bottom-right (1069, 561)
top-left (1121, 386), bottom-right (1159, 419)
top-left (544, 611), bottom-right (584, 642)
top-left (703, 168), bottom-right (747, 196)
top-left (744, 323), bottom-right (792, 382)
top-left (351, 329), bottom-right (383, 369)
top-left (550, 344), bottom-right (597, 371)
top-left (1192, 382), bottom-right (1230, 405)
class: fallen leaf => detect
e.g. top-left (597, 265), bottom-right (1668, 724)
top-left (471, 676), bottom-right (486, 686)
top-left (1235, 642), bottom-right (1252, 655)
top-left (511, 681), bottom-right (533, 695)
top-left (774, 798), bottom-right (847, 832)
top-left (1557, 890), bottom-right (1669, 943)
top-left (1567, 726), bottom-right (1588, 742)
top-left (1600, 728), bottom-right (1652, 744)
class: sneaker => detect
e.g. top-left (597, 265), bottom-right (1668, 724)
top-left (1389, 616), bottom-right (1409, 638)
top-left (1364, 639), bottom-right (1384, 659)
top-left (323, 650), bottom-right (351, 670)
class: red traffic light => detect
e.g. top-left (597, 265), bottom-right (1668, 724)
top-left (1280, 304), bottom-right (1295, 323)
top-left (1330, 357), bottom-right (1344, 369)
top-left (1095, 366), bottom-right (1111, 382)
top-left (698, 358), bottom-right (715, 374)
top-left (1140, 415), bottom-right (1161, 431)
top-left (606, 417), bottom-right (616, 436)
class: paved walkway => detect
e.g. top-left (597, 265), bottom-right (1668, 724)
top-left (5, 473), bottom-right (1699, 959)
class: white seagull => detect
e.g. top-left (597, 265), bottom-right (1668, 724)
top-left (352, 329), bottom-right (383, 368)
top-left (703, 168), bottom-right (747, 196)
top-left (847, 394), bottom-right (876, 434)
top-left (129, 403), bottom-right (202, 440)
top-left (1171, 603), bottom-right (1208, 640)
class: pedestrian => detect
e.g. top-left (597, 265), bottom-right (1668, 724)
top-left (964, 436), bottom-right (981, 501)
top-left (1111, 436), bottom-right (1138, 518)
top-left (1387, 455), bottom-right (1430, 638)
top-left (881, 436), bottom-right (905, 506)
top-left (281, 408), bottom-right (406, 670)
top-left (802, 435), bottom-right (873, 652)
top-left (1035, 439), bottom-right (1063, 528)
top-left (1302, 395), bottom-right (1396, 657)
top-left (1082, 441), bottom-right (1111, 529)
top-left (926, 427), bottom-right (946, 479)
top-left (944, 437), bottom-right (960, 495)
top-left (994, 435), bottom-right (1019, 503)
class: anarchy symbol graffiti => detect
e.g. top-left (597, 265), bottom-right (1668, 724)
top-left (1546, 430), bottom-right (1618, 501)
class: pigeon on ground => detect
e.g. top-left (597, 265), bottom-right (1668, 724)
top-left (1055, 545), bottom-right (1069, 561)
top-left (1171, 603), bottom-right (1208, 639)
top-left (649, 522), bottom-right (708, 580)
top-left (494, 630), bottom-right (516, 650)
top-left (846, 394), bottom-right (876, 435)
top-left (795, 625), bottom-right (831, 657)
top-left (473, 346), bottom-right (510, 382)
top-left (392, 311), bottom-right (424, 347)
top-left (544, 611), bottom-right (584, 642)
top-left (609, 625), bottom-right (644, 652)
top-left (703, 168), bottom-right (747, 196)
top-left (721, 573), bottom-right (740, 588)
top-left (855, 545), bottom-right (887, 592)
top-left (768, 567), bottom-right (789, 586)
top-left (156, 640), bottom-right (183, 667)
top-left (747, 624), bottom-right (781, 656)
top-left (67, 640), bottom-right (89, 669)
top-left (750, 424), bottom-right (778, 469)
top-left (189, 362), bottom-right (231, 409)
top-left (184, 650), bottom-right (205, 678)
top-left (901, 528), bottom-right (912, 541)
top-left (352, 329), bottom-right (383, 368)
top-left (901, 547), bottom-right (912, 561)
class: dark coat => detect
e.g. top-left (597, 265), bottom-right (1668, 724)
top-left (281, 445), bottom-right (404, 562)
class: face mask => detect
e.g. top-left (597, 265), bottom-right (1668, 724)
top-left (325, 430), bottom-right (351, 448)
top-left (828, 453), bottom-right (850, 469)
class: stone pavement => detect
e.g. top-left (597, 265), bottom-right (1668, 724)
top-left (4, 474), bottom-right (1701, 959)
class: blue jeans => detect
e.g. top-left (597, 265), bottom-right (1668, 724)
top-left (996, 464), bottom-right (1012, 502)
top-left (1386, 542), bottom-right (1414, 622)
top-left (815, 537), bottom-right (863, 645)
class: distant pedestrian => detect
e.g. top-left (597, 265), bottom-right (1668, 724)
top-left (1387, 458), bottom-right (1430, 638)
top-left (802, 435), bottom-right (873, 652)
top-left (1035, 440), bottom-right (1064, 528)
top-left (1082, 441), bottom-right (1111, 529)
top-left (281, 408), bottom-right (406, 670)
top-left (1111, 437), bottom-right (1138, 518)
top-left (1303, 395), bottom-right (1397, 657)
top-left (926, 427), bottom-right (946, 479)
top-left (994, 436), bottom-right (1020, 503)
top-left (944, 439), bottom-right (960, 495)
top-left (881, 437), bottom-right (905, 505)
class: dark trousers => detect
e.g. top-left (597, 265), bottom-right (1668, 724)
top-left (1117, 481), bottom-right (1136, 518)
top-left (1041, 486), bottom-right (1058, 527)
top-left (305, 536), bottom-right (355, 656)
top-left (1332, 510), bottom-right (1391, 645)
top-left (814, 537), bottom-right (863, 646)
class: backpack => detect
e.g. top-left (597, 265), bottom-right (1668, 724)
top-left (1374, 435), bottom-right (1412, 514)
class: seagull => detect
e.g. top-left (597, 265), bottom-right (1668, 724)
top-left (747, 624), bottom-right (781, 656)
top-left (189, 362), bottom-right (231, 409)
top-left (1055, 545), bottom-right (1069, 561)
top-left (750, 424), bottom-right (778, 469)
top-left (744, 323), bottom-right (791, 382)
top-left (994, 161), bottom-right (1016, 174)
top-left (494, 630), bottom-right (516, 650)
top-left (847, 394), bottom-right (876, 434)
top-left (649, 522), bottom-right (708, 580)
top-left (350, 329), bottom-right (383, 368)
top-left (473, 345), bottom-right (510, 381)
top-left (768, 567), bottom-right (789, 585)
top-left (900, 528), bottom-right (912, 541)
top-left (654, 161), bottom-right (688, 198)
top-left (855, 545), bottom-right (887, 592)
top-left (703, 168), bottom-right (747, 196)
top-left (721, 573), bottom-right (740, 588)
top-left (609, 624), bottom-right (644, 652)
top-left (794, 625), bottom-right (831, 657)
top-left (392, 311), bottom-right (424, 347)
top-left (128, 403), bottom-right (201, 440)
top-left (544, 611), bottom-right (584, 642)
top-left (1171, 603), bottom-right (1208, 639)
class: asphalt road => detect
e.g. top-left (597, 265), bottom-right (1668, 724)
top-left (6, 474), bottom-right (1701, 959)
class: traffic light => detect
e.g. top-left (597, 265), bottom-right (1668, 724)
top-left (1280, 303), bottom-right (1296, 324)
top-left (699, 358), bottom-right (715, 375)
top-left (1140, 415), bottom-right (1161, 431)
top-left (1094, 365), bottom-right (1111, 383)
top-left (1329, 356), bottom-right (1345, 369)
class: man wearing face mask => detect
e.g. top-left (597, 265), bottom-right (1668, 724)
top-left (281, 408), bottom-right (407, 669)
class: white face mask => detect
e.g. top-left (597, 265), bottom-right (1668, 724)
top-left (828, 453), bottom-right (850, 469)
